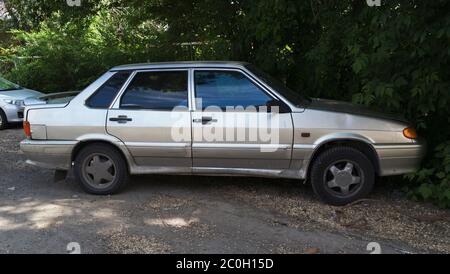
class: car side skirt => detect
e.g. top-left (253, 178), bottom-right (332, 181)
top-left (20, 140), bottom-right (424, 179)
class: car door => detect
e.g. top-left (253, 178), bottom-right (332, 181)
top-left (106, 69), bottom-right (192, 171)
top-left (191, 69), bottom-right (293, 170)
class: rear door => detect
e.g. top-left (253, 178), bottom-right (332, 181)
top-left (106, 70), bottom-right (192, 170)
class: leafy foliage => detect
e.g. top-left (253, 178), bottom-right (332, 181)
top-left (405, 142), bottom-right (450, 208)
top-left (0, 0), bottom-right (449, 206)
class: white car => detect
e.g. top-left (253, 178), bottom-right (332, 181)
top-left (0, 76), bottom-right (42, 129)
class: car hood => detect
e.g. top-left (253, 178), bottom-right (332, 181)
top-left (307, 98), bottom-right (409, 124)
top-left (0, 89), bottom-right (43, 100)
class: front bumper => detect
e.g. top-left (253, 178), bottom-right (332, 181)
top-left (2, 103), bottom-right (23, 122)
top-left (20, 139), bottom-right (77, 170)
top-left (374, 143), bottom-right (426, 176)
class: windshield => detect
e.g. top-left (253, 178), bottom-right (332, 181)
top-left (0, 76), bottom-right (21, 91)
top-left (245, 64), bottom-right (310, 107)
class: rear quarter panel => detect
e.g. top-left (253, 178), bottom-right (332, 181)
top-left (26, 105), bottom-right (108, 140)
top-left (25, 71), bottom-right (116, 140)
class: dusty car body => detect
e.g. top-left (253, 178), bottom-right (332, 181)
top-left (20, 62), bottom-right (425, 205)
top-left (0, 76), bottom-right (42, 129)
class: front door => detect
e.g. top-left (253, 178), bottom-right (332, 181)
top-left (106, 70), bottom-right (192, 170)
top-left (191, 69), bottom-right (293, 170)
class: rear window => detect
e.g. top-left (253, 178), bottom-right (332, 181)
top-left (86, 72), bottom-right (131, 108)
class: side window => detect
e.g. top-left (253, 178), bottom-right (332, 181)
top-left (194, 70), bottom-right (274, 110)
top-left (86, 71), bottom-right (131, 108)
top-left (120, 71), bottom-right (188, 110)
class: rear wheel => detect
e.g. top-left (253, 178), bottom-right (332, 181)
top-left (74, 144), bottom-right (129, 195)
top-left (310, 146), bottom-right (375, 206)
top-left (0, 109), bottom-right (8, 130)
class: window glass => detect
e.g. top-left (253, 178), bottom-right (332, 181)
top-left (194, 71), bottom-right (273, 109)
top-left (120, 71), bottom-right (188, 110)
top-left (0, 76), bottom-right (20, 91)
top-left (86, 71), bottom-right (130, 108)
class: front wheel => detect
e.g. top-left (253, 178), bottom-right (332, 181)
top-left (0, 109), bottom-right (8, 130)
top-left (310, 146), bottom-right (375, 206)
top-left (74, 144), bottom-right (129, 195)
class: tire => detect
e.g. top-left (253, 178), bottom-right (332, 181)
top-left (310, 146), bottom-right (375, 206)
top-left (0, 108), bottom-right (8, 130)
top-left (73, 143), bottom-right (129, 195)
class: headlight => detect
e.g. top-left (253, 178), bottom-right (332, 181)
top-left (3, 99), bottom-right (23, 106)
top-left (15, 100), bottom-right (24, 106)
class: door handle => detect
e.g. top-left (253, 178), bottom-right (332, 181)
top-left (193, 116), bottom-right (218, 125)
top-left (109, 115), bottom-right (132, 124)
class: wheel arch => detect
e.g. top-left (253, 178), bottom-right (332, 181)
top-left (305, 135), bottom-right (380, 179)
top-left (0, 107), bottom-right (8, 129)
top-left (71, 139), bottom-right (132, 171)
top-left (0, 106), bottom-right (7, 119)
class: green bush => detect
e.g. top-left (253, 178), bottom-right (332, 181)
top-left (3, 10), bottom-right (176, 92)
top-left (299, 1), bottom-right (450, 207)
top-left (405, 142), bottom-right (450, 208)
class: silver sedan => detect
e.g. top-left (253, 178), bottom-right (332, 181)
top-left (20, 62), bottom-right (425, 205)
top-left (0, 76), bottom-right (42, 129)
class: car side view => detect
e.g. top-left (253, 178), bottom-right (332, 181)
top-left (20, 62), bottom-right (425, 205)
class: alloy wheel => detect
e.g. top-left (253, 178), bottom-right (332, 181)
top-left (81, 153), bottom-right (117, 189)
top-left (323, 160), bottom-right (364, 197)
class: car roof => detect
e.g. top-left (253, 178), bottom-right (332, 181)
top-left (110, 61), bottom-right (250, 71)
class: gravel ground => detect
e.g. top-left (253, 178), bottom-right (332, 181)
top-left (0, 127), bottom-right (449, 254)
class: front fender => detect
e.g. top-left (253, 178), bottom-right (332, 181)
top-left (301, 132), bottom-right (380, 179)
